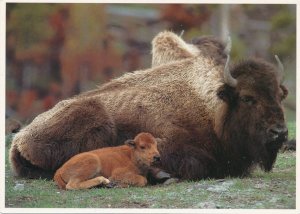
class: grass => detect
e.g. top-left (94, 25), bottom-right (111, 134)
top-left (287, 121), bottom-right (296, 139)
top-left (4, 122), bottom-right (296, 209)
top-left (284, 108), bottom-right (295, 125)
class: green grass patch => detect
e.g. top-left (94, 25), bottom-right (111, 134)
top-left (5, 122), bottom-right (296, 208)
top-left (287, 121), bottom-right (296, 139)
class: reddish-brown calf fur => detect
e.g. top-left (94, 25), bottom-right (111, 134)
top-left (54, 132), bottom-right (160, 190)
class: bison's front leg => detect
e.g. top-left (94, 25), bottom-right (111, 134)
top-left (159, 142), bottom-right (215, 180)
top-left (146, 167), bottom-right (172, 184)
top-left (10, 97), bottom-right (116, 178)
top-left (153, 125), bottom-right (214, 180)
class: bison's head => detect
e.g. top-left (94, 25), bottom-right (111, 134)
top-left (216, 56), bottom-right (288, 172)
top-left (151, 31), bottom-right (289, 173)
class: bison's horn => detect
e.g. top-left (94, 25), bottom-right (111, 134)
top-left (179, 30), bottom-right (185, 37)
top-left (224, 36), bottom-right (238, 87)
top-left (275, 55), bottom-right (284, 83)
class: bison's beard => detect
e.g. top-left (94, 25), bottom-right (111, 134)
top-left (235, 124), bottom-right (285, 173)
top-left (221, 116), bottom-right (283, 176)
top-left (259, 134), bottom-right (286, 171)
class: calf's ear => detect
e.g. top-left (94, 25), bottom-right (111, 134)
top-left (125, 139), bottom-right (135, 148)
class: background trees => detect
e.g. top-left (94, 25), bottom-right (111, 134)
top-left (6, 4), bottom-right (296, 123)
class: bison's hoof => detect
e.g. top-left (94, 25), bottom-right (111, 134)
top-left (163, 178), bottom-right (179, 185)
top-left (281, 139), bottom-right (296, 151)
top-left (156, 171), bottom-right (171, 180)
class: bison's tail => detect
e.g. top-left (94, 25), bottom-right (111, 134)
top-left (9, 143), bottom-right (53, 179)
top-left (53, 170), bottom-right (66, 190)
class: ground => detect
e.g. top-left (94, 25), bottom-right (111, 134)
top-left (4, 122), bottom-right (296, 209)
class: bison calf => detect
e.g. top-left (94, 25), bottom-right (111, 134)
top-left (54, 132), bottom-right (160, 190)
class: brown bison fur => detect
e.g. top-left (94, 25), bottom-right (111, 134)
top-left (54, 132), bottom-right (160, 190)
top-left (10, 31), bottom-right (289, 180)
top-left (10, 97), bottom-right (116, 178)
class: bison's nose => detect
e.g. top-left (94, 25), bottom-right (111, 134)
top-left (153, 155), bottom-right (161, 162)
top-left (268, 124), bottom-right (288, 141)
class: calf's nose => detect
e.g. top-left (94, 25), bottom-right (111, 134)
top-left (153, 155), bottom-right (161, 162)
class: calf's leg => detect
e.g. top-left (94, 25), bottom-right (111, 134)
top-left (66, 176), bottom-right (110, 190)
top-left (109, 168), bottom-right (147, 187)
top-left (55, 153), bottom-right (110, 190)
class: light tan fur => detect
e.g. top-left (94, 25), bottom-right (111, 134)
top-left (151, 31), bottom-right (200, 67)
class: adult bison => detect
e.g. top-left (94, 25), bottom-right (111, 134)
top-left (10, 31), bottom-right (288, 180)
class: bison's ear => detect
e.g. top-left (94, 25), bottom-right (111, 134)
top-left (151, 31), bottom-right (199, 67)
top-left (124, 139), bottom-right (135, 148)
top-left (217, 84), bottom-right (237, 105)
top-left (280, 85), bottom-right (289, 100)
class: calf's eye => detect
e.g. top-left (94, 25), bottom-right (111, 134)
top-left (240, 95), bottom-right (256, 105)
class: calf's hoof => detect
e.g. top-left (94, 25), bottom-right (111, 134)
top-left (281, 139), bottom-right (296, 151)
top-left (105, 180), bottom-right (119, 188)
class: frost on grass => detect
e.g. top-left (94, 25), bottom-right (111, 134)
top-left (188, 180), bottom-right (236, 194)
top-left (206, 180), bottom-right (235, 193)
top-left (195, 202), bottom-right (218, 209)
top-left (13, 182), bottom-right (24, 191)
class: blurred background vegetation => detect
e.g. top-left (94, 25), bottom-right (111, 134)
top-left (5, 3), bottom-right (296, 124)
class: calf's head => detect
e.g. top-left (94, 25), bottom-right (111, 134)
top-left (125, 132), bottom-right (161, 168)
top-left (216, 56), bottom-right (288, 171)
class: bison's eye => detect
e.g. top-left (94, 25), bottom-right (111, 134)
top-left (240, 95), bottom-right (256, 105)
top-left (140, 146), bottom-right (146, 150)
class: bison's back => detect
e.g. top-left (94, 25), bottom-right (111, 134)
top-left (96, 81), bottom-right (215, 144)
top-left (90, 56), bottom-right (224, 142)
